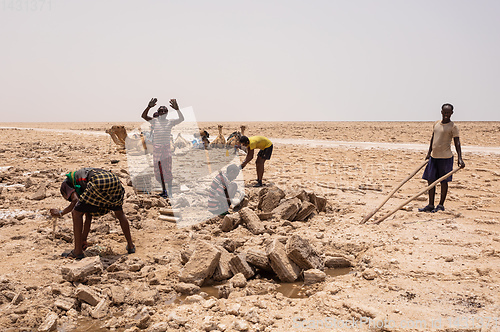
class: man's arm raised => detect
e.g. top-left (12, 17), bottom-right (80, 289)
top-left (141, 97), bottom-right (157, 121)
top-left (169, 99), bottom-right (184, 125)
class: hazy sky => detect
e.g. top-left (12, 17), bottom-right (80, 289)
top-left (1, 0), bottom-right (499, 122)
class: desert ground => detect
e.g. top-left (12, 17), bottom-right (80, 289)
top-left (0, 121), bottom-right (499, 332)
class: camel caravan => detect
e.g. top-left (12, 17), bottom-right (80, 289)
top-left (106, 125), bottom-right (247, 154)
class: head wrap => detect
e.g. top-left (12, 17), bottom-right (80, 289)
top-left (65, 171), bottom-right (84, 196)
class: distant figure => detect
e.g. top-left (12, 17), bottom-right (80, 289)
top-left (239, 135), bottom-right (273, 187)
top-left (208, 164), bottom-right (243, 215)
top-left (51, 168), bottom-right (135, 259)
top-left (141, 98), bottom-right (184, 197)
top-left (419, 103), bottom-right (465, 213)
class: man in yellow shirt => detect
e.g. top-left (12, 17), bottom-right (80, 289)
top-left (239, 136), bottom-right (273, 187)
top-left (419, 103), bottom-right (465, 213)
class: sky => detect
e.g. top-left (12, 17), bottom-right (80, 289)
top-left (1, 0), bottom-right (499, 122)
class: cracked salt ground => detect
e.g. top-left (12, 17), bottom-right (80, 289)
top-left (2, 122), bottom-right (500, 331)
top-left (0, 209), bottom-right (41, 220)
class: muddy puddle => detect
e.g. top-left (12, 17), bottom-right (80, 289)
top-left (276, 268), bottom-right (352, 298)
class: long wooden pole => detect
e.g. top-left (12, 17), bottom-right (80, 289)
top-left (373, 167), bottom-right (462, 225)
top-left (361, 160), bottom-right (428, 224)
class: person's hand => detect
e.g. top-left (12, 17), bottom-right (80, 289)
top-left (50, 208), bottom-right (62, 217)
top-left (169, 99), bottom-right (179, 110)
top-left (458, 158), bottom-right (465, 168)
top-left (148, 98), bottom-right (157, 108)
top-left (425, 153), bottom-right (431, 160)
top-left (240, 163), bottom-right (245, 169)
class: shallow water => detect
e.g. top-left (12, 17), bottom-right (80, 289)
top-left (276, 268), bottom-right (352, 298)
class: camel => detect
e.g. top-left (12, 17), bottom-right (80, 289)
top-left (226, 125), bottom-right (246, 147)
top-left (106, 125), bottom-right (155, 154)
top-left (210, 125), bottom-right (226, 148)
top-left (173, 133), bottom-right (190, 149)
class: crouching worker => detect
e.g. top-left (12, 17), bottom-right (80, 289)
top-left (51, 168), bottom-right (135, 259)
top-left (208, 164), bottom-right (244, 216)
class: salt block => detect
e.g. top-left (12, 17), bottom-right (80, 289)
top-left (303, 269), bottom-right (326, 285)
top-left (285, 234), bottom-right (324, 270)
top-left (258, 186), bottom-right (285, 212)
top-left (294, 201), bottom-right (316, 221)
top-left (229, 252), bottom-right (255, 279)
top-left (179, 241), bottom-right (221, 286)
top-left (61, 256), bottom-right (103, 282)
top-left (239, 207), bottom-right (265, 235)
top-left (266, 239), bottom-right (301, 282)
top-left (272, 197), bottom-right (302, 221)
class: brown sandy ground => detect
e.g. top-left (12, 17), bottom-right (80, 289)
top-left (0, 122), bottom-right (499, 332)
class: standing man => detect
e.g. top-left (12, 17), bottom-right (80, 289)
top-left (239, 135), bottom-right (273, 187)
top-left (141, 98), bottom-right (184, 198)
top-left (419, 103), bottom-right (465, 213)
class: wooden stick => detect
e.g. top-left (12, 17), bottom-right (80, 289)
top-left (159, 215), bottom-right (179, 223)
top-left (361, 160), bottom-right (428, 223)
top-left (373, 167), bottom-right (462, 225)
top-left (159, 208), bottom-right (180, 216)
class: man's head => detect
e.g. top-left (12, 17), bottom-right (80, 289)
top-left (157, 106), bottom-right (168, 117)
top-left (226, 164), bottom-right (240, 181)
top-left (60, 181), bottom-right (75, 201)
top-left (441, 103), bottom-right (454, 123)
top-left (239, 136), bottom-right (250, 147)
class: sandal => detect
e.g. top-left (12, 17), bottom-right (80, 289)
top-left (418, 205), bottom-right (434, 212)
top-left (61, 250), bottom-right (85, 260)
top-left (431, 204), bottom-right (445, 213)
top-left (126, 244), bottom-right (136, 254)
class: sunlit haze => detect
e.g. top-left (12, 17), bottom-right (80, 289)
top-left (1, 0), bottom-right (499, 122)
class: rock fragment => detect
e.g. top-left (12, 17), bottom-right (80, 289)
top-left (90, 298), bottom-right (109, 319)
top-left (173, 282), bottom-right (200, 295)
top-left (285, 235), bottom-right (324, 270)
top-left (258, 186), bottom-right (285, 212)
top-left (266, 239), bottom-right (301, 282)
top-left (30, 183), bottom-right (47, 200)
top-left (245, 248), bottom-right (272, 271)
top-left (239, 207), bottom-right (265, 235)
top-left (324, 254), bottom-right (353, 268)
top-left (213, 246), bottom-right (234, 281)
top-left (75, 285), bottom-right (101, 306)
top-left (303, 269), bottom-right (326, 285)
top-left (54, 296), bottom-right (77, 311)
top-left (61, 256), bottom-right (103, 282)
top-left (272, 197), bottom-right (301, 221)
top-left (38, 312), bottom-right (58, 332)
top-left (229, 252), bottom-right (255, 279)
top-left (221, 213), bottom-right (240, 232)
top-left (179, 241), bottom-right (221, 286)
